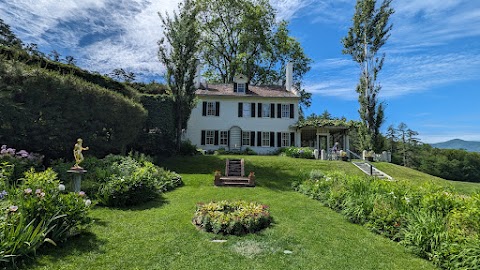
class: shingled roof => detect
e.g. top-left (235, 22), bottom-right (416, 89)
top-left (195, 83), bottom-right (299, 98)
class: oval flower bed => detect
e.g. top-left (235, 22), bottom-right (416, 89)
top-left (192, 200), bottom-right (272, 235)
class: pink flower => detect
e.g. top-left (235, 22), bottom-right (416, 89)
top-left (9, 205), bottom-right (18, 212)
top-left (78, 191), bottom-right (86, 197)
top-left (35, 189), bottom-right (42, 195)
top-left (24, 188), bottom-right (32, 195)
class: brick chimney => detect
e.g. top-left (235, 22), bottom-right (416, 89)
top-left (286, 62), bottom-right (293, 92)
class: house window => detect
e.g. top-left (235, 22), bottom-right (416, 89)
top-left (237, 83), bottom-right (246, 93)
top-left (206, 130), bottom-right (215, 145)
top-left (282, 132), bottom-right (290, 147)
top-left (243, 103), bottom-right (251, 117)
top-left (219, 131), bottom-right (228, 145)
top-left (262, 132), bottom-right (270, 147)
top-left (207, 102), bottom-right (216, 116)
top-left (281, 104), bottom-right (290, 118)
top-left (242, 131), bottom-right (251, 146)
top-left (262, 104), bottom-right (271, 118)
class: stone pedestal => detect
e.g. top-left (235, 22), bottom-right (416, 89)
top-left (67, 168), bottom-right (87, 192)
top-left (313, 149), bottom-right (319, 160)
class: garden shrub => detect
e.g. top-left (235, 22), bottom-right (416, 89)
top-left (282, 147), bottom-right (314, 159)
top-left (96, 156), bottom-right (182, 207)
top-left (293, 171), bottom-right (480, 269)
top-left (192, 201), bottom-right (272, 235)
top-left (0, 169), bottom-right (92, 265)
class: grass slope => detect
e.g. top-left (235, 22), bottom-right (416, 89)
top-left (374, 162), bottom-right (480, 194)
top-left (29, 156), bottom-right (435, 270)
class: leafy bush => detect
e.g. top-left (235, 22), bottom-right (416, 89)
top-left (192, 201), bottom-right (272, 235)
top-left (282, 147), bottom-right (314, 159)
top-left (294, 172), bottom-right (480, 269)
top-left (178, 140), bottom-right (198, 156)
top-left (214, 147), bottom-right (257, 156)
top-left (0, 169), bottom-right (92, 265)
top-left (96, 156), bottom-right (182, 207)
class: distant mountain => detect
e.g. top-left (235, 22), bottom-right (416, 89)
top-left (431, 139), bottom-right (480, 152)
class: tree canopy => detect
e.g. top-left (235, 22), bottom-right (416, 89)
top-left (196, 0), bottom-right (311, 109)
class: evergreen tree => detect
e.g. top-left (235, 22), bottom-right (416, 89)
top-left (158, 0), bottom-right (200, 151)
top-left (342, 0), bottom-right (394, 151)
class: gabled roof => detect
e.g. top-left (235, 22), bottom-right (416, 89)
top-left (195, 83), bottom-right (299, 98)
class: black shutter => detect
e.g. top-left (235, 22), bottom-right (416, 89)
top-left (277, 132), bottom-right (281, 147)
top-left (234, 83), bottom-right (238, 92)
top-left (277, 104), bottom-right (282, 118)
top-left (258, 103), bottom-right (262, 117)
top-left (257, 131), bottom-right (262, 146)
top-left (214, 130), bottom-right (219, 145)
top-left (251, 103), bottom-right (256, 118)
top-left (270, 132), bottom-right (275, 147)
top-left (250, 131), bottom-right (255, 146)
top-left (238, 102), bottom-right (243, 117)
top-left (201, 130), bottom-right (206, 145)
top-left (245, 84), bottom-right (249, 93)
top-left (202, 102), bottom-right (207, 116)
top-left (290, 132), bottom-right (295, 147)
top-left (228, 131), bottom-right (231, 146)
top-left (215, 102), bottom-right (220, 116)
top-left (290, 104), bottom-right (294, 118)
top-left (270, 103), bottom-right (275, 118)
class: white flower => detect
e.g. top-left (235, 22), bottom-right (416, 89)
top-left (404, 196), bottom-right (411, 203)
top-left (84, 199), bottom-right (92, 207)
top-left (388, 191), bottom-right (394, 195)
top-left (58, 184), bottom-right (66, 191)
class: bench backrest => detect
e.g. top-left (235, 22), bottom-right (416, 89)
top-left (225, 159), bottom-right (244, 177)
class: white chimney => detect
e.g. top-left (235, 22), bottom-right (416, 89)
top-left (194, 62), bottom-right (202, 88)
top-left (286, 62), bottom-right (293, 92)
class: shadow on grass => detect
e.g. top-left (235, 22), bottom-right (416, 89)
top-left (95, 196), bottom-right (170, 211)
top-left (161, 155), bottom-right (306, 191)
top-left (15, 230), bottom-right (106, 270)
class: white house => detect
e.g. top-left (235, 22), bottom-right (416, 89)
top-left (184, 63), bottom-right (301, 154)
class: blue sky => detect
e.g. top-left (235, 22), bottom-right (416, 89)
top-left (1, 0), bottom-right (479, 143)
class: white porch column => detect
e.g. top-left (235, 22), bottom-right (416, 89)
top-left (316, 129), bottom-right (320, 151)
top-left (327, 133), bottom-right (330, 153)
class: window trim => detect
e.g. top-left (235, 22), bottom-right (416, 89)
top-left (243, 102), bottom-right (251, 117)
top-left (219, 131), bottom-right (228, 146)
top-left (261, 132), bottom-right (270, 147)
top-left (206, 102), bottom-right (216, 116)
top-left (262, 104), bottom-right (271, 118)
top-left (205, 130), bottom-right (215, 145)
top-left (281, 104), bottom-right (290, 118)
top-left (242, 131), bottom-right (251, 146)
top-left (281, 132), bottom-right (291, 147)
top-left (237, 83), bottom-right (246, 93)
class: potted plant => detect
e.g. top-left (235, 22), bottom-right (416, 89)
top-left (340, 151), bottom-right (349, 161)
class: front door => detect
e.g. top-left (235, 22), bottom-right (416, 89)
top-left (229, 126), bottom-right (242, 151)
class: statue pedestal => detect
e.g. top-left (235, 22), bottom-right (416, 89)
top-left (67, 168), bottom-right (87, 192)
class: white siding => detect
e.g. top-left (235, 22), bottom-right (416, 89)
top-left (184, 95), bottom-right (299, 154)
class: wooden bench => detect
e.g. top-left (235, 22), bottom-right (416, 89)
top-left (214, 159), bottom-right (255, 187)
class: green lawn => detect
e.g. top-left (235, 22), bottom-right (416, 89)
top-left (28, 156), bottom-right (439, 270)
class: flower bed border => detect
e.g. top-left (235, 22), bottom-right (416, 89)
top-left (192, 200), bottom-right (272, 235)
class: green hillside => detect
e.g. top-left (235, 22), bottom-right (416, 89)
top-left (431, 139), bottom-right (480, 152)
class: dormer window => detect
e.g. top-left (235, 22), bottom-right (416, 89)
top-left (233, 74), bottom-right (249, 94)
top-left (237, 83), bottom-right (246, 93)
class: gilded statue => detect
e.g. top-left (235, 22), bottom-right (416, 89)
top-left (73, 138), bottom-right (89, 169)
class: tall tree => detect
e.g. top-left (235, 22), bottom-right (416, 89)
top-left (0, 18), bottom-right (22, 48)
top-left (196, 0), bottom-right (311, 109)
top-left (158, 0), bottom-right (200, 151)
top-left (342, 0), bottom-right (394, 151)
